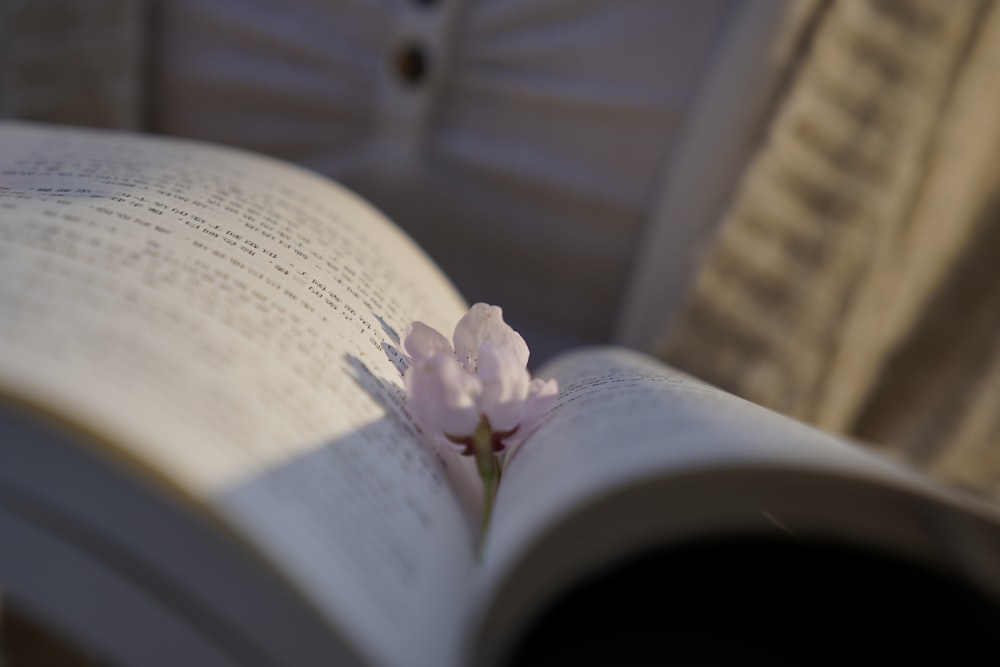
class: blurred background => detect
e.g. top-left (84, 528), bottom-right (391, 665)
top-left (4, 0), bottom-right (1000, 662)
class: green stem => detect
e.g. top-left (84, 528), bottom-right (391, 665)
top-left (478, 464), bottom-right (495, 559)
top-left (473, 420), bottom-right (497, 559)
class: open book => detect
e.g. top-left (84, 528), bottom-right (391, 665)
top-left (1, 121), bottom-right (999, 666)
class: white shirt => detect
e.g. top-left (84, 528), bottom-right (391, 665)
top-left (153, 0), bottom-right (738, 362)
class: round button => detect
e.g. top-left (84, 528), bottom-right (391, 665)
top-left (395, 43), bottom-right (429, 85)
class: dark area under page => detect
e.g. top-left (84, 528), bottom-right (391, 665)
top-left (509, 537), bottom-right (1000, 666)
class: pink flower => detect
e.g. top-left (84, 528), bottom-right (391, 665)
top-left (402, 303), bottom-right (558, 453)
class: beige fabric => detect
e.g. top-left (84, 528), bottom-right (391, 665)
top-left (0, 0), bottom-right (146, 129)
top-left (660, 0), bottom-right (1000, 498)
top-left (613, 0), bottom-right (822, 351)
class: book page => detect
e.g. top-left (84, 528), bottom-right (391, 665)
top-left (464, 347), bottom-right (1000, 664)
top-left (0, 122), bottom-right (480, 667)
top-left (484, 348), bottom-right (918, 569)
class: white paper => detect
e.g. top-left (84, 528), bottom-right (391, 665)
top-left (0, 122), bottom-right (479, 667)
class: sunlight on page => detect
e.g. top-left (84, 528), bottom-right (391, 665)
top-left (483, 348), bottom-right (923, 577)
top-left (0, 123), bottom-right (479, 667)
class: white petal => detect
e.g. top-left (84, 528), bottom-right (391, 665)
top-left (404, 354), bottom-right (481, 437)
top-left (476, 343), bottom-right (530, 432)
top-left (401, 321), bottom-right (453, 364)
top-left (452, 303), bottom-right (529, 373)
top-left (519, 377), bottom-right (559, 429)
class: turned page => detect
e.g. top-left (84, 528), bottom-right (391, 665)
top-left (0, 122), bottom-right (481, 667)
top-left (466, 347), bottom-right (957, 657)
top-left (484, 348), bottom-right (912, 564)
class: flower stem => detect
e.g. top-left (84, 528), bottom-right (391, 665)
top-left (478, 464), bottom-right (495, 559)
top-left (473, 420), bottom-right (497, 559)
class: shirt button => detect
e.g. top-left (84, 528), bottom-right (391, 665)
top-left (395, 42), bottom-right (429, 85)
